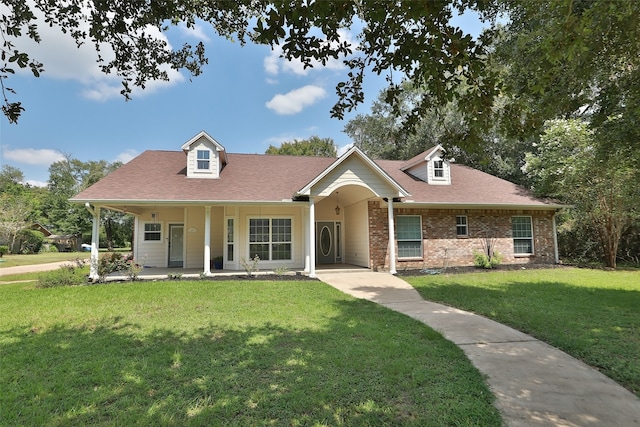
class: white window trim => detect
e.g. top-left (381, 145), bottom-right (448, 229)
top-left (456, 215), bottom-right (468, 237)
top-left (512, 216), bottom-right (535, 256)
top-left (143, 221), bottom-right (163, 243)
top-left (396, 215), bottom-right (423, 260)
top-left (196, 149), bottom-right (211, 171)
top-left (225, 216), bottom-right (236, 264)
top-left (432, 159), bottom-right (446, 180)
top-left (246, 216), bottom-right (294, 262)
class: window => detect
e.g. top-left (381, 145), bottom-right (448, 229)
top-left (433, 160), bottom-right (444, 178)
top-left (144, 223), bottom-right (161, 241)
top-left (249, 218), bottom-right (292, 261)
top-left (456, 215), bottom-right (468, 237)
top-left (196, 150), bottom-right (210, 170)
top-left (512, 216), bottom-right (534, 254)
top-left (396, 215), bottom-right (422, 258)
top-left (226, 218), bottom-right (234, 261)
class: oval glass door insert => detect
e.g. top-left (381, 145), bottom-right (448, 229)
top-left (320, 226), bottom-right (332, 256)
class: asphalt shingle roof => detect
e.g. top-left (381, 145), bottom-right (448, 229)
top-left (72, 150), bottom-right (558, 208)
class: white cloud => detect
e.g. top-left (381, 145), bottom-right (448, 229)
top-left (266, 85), bottom-right (327, 115)
top-left (3, 148), bottom-right (65, 166)
top-left (178, 22), bottom-right (211, 42)
top-left (9, 4), bottom-right (184, 101)
top-left (264, 29), bottom-right (354, 76)
top-left (337, 143), bottom-right (354, 157)
top-left (25, 179), bottom-right (48, 188)
top-left (115, 149), bottom-right (139, 163)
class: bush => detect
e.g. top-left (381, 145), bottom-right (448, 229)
top-left (93, 252), bottom-right (129, 282)
top-left (473, 251), bottom-right (502, 269)
top-left (37, 263), bottom-right (87, 288)
top-left (0, 245), bottom-right (8, 257)
top-left (18, 229), bottom-right (44, 254)
top-left (39, 244), bottom-right (58, 253)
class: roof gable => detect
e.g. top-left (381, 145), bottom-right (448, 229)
top-left (181, 131), bottom-right (228, 164)
top-left (296, 145), bottom-right (409, 198)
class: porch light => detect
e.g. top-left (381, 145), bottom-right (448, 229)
top-left (335, 192), bottom-right (340, 215)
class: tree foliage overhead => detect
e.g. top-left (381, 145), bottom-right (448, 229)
top-left (265, 136), bottom-right (337, 157)
top-left (1, 0), bottom-right (498, 124)
top-left (495, 0), bottom-right (640, 150)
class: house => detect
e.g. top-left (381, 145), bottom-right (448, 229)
top-left (71, 131), bottom-right (563, 280)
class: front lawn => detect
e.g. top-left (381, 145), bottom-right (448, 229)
top-left (0, 279), bottom-right (501, 426)
top-left (403, 267), bottom-right (640, 397)
top-left (0, 252), bottom-right (88, 268)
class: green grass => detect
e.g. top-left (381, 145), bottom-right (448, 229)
top-left (0, 280), bottom-right (501, 426)
top-left (0, 252), bottom-right (89, 268)
top-left (404, 267), bottom-right (640, 397)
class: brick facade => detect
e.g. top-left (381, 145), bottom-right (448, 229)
top-left (368, 201), bottom-right (557, 271)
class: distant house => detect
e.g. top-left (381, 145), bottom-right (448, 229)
top-left (72, 131), bottom-right (562, 280)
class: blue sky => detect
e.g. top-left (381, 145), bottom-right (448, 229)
top-left (0, 9), bottom-right (481, 187)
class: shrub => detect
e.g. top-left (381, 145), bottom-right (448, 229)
top-left (39, 244), bottom-right (58, 253)
top-left (92, 252), bottom-right (129, 282)
top-left (18, 229), bottom-right (44, 254)
top-left (126, 260), bottom-right (144, 281)
top-left (473, 251), bottom-right (502, 269)
top-left (240, 254), bottom-right (260, 277)
top-left (0, 245), bottom-right (8, 257)
top-left (274, 265), bottom-right (289, 276)
top-left (37, 264), bottom-right (87, 288)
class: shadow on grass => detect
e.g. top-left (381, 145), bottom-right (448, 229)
top-left (0, 301), bottom-right (501, 426)
top-left (408, 277), bottom-right (640, 397)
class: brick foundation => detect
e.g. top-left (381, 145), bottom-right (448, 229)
top-left (368, 201), bottom-right (557, 271)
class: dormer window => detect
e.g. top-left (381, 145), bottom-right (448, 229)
top-left (433, 160), bottom-right (444, 178)
top-left (197, 150), bottom-right (210, 170)
top-left (399, 145), bottom-right (451, 185)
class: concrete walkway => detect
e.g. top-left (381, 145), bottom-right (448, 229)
top-left (317, 270), bottom-right (640, 427)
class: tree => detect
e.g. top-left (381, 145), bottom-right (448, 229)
top-left (344, 82), bottom-right (532, 186)
top-left (494, 0), bottom-right (640, 161)
top-left (265, 136), bottom-right (336, 157)
top-left (43, 156), bottom-right (123, 237)
top-left (0, 165), bottom-right (25, 194)
top-left (1, 1), bottom-right (499, 125)
top-left (524, 119), bottom-right (639, 269)
top-left (0, 193), bottom-right (33, 253)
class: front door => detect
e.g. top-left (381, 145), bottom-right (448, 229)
top-left (168, 224), bottom-right (184, 267)
top-left (316, 222), bottom-right (335, 264)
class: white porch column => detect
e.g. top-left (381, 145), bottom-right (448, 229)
top-left (204, 206), bottom-right (211, 275)
top-left (309, 197), bottom-right (316, 278)
top-left (89, 205), bottom-right (101, 280)
top-left (304, 205), bottom-right (310, 273)
top-left (387, 198), bottom-right (397, 274)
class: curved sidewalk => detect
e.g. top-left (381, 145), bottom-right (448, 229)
top-left (317, 270), bottom-right (640, 427)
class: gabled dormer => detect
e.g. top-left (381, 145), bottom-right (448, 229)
top-left (400, 145), bottom-right (451, 185)
top-left (181, 131), bottom-right (227, 179)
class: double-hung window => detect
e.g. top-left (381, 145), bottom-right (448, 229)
top-left (512, 216), bottom-right (534, 255)
top-left (249, 218), bottom-right (292, 261)
top-left (196, 150), bottom-right (210, 170)
top-left (456, 215), bottom-right (468, 237)
top-left (396, 215), bottom-right (422, 259)
top-left (433, 160), bottom-right (444, 178)
top-left (144, 223), bottom-right (161, 241)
